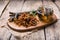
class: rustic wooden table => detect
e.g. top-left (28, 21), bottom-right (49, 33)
top-left (0, 0), bottom-right (60, 40)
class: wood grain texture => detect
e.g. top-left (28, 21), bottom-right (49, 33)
top-left (55, 1), bottom-right (60, 10)
top-left (22, 30), bottom-right (45, 40)
top-left (0, 0), bottom-right (24, 40)
top-left (0, 27), bottom-right (11, 40)
top-left (53, 20), bottom-right (60, 40)
top-left (0, 0), bottom-right (24, 26)
top-left (22, 0), bottom-right (42, 11)
top-left (43, 1), bottom-right (60, 40)
top-left (1, 0), bottom-right (60, 40)
top-left (10, 36), bottom-right (17, 40)
top-left (54, 1), bottom-right (60, 40)
top-left (0, 1), bottom-right (9, 16)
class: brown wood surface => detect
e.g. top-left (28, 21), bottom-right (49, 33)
top-left (0, 0), bottom-right (60, 40)
top-left (55, 1), bottom-right (60, 40)
top-left (0, 0), bottom-right (24, 40)
top-left (0, 0), bottom-right (11, 40)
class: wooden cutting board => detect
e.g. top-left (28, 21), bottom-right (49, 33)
top-left (7, 14), bottom-right (57, 32)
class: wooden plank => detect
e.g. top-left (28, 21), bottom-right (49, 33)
top-left (22, 0), bottom-right (42, 11)
top-left (0, 0), bottom-right (24, 40)
top-left (43, 1), bottom-right (60, 40)
top-left (22, 30), bottom-right (45, 40)
top-left (21, 0), bottom-right (45, 40)
top-left (0, 0), bottom-right (24, 26)
top-left (53, 20), bottom-right (60, 40)
top-left (0, 1), bottom-right (9, 16)
top-left (10, 36), bottom-right (17, 40)
top-left (54, 1), bottom-right (60, 40)
top-left (0, 27), bottom-right (11, 40)
top-left (55, 1), bottom-right (60, 10)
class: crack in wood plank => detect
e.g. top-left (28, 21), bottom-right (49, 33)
top-left (0, 0), bottom-right (10, 17)
top-left (0, 1), bottom-right (10, 17)
top-left (8, 34), bottom-right (12, 40)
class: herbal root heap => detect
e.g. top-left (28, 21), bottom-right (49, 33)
top-left (8, 7), bottom-right (53, 27)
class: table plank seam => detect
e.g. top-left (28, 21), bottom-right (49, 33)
top-left (44, 28), bottom-right (46, 40)
top-left (0, 1), bottom-right (10, 18)
top-left (54, 2), bottom-right (60, 11)
top-left (8, 34), bottom-right (12, 40)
